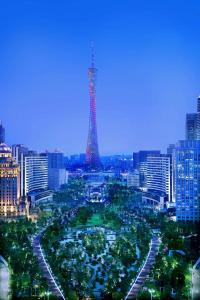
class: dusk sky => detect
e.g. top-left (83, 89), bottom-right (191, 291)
top-left (1, 0), bottom-right (200, 155)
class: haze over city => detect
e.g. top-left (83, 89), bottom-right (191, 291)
top-left (1, 0), bottom-right (200, 154)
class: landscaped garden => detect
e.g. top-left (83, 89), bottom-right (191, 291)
top-left (41, 204), bottom-right (151, 299)
top-left (0, 219), bottom-right (48, 299)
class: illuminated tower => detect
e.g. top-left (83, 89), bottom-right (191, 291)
top-left (86, 47), bottom-right (101, 169)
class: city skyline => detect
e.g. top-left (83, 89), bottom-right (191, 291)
top-left (1, 1), bottom-right (200, 154)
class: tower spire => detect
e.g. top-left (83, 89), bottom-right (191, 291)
top-left (91, 41), bottom-right (95, 68)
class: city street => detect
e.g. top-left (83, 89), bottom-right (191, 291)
top-left (125, 234), bottom-right (160, 300)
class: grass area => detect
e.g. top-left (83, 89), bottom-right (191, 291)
top-left (86, 213), bottom-right (104, 226)
top-left (86, 212), bottom-right (122, 229)
top-left (70, 211), bottom-right (121, 230)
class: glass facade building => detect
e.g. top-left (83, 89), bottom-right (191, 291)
top-left (175, 140), bottom-right (200, 222)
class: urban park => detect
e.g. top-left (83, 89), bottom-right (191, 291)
top-left (0, 178), bottom-right (199, 299)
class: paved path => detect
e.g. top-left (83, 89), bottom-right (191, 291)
top-left (125, 234), bottom-right (160, 300)
top-left (32, 230), bottom-right (65, 300)
top-left (192, 257), bottom-right (200, 300)
top-left (0, 258), bottom-right (10, 300)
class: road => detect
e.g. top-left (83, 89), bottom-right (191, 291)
top-left (32, 230), bottom-right (65, 300)
top-left (125, 234), bottom-right (160, 300)
top-left (0, 259), bottom-right (10, 300)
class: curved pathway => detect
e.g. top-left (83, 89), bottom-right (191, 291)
top-left (32, 229), bottom-right (65, 300)
top-left (125, 234), bottom-right (160, 300)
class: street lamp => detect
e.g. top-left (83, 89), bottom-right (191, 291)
top-left (45, 290), bottom-right (50, 300)
top-left (149, 289), bottom-right (155, 300)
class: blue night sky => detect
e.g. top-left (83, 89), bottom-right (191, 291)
top-left (0, 0), bottom-right (200, 155)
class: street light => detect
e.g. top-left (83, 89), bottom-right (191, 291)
top-left (45, 290), bottom-right (50, 300)
top-left (149, 289), bottom-right (155, 300)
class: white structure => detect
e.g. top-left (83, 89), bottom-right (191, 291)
top-left (25, 155), bottom-right (48, 194)
top-left (146, 154), bottom-right (172, 202)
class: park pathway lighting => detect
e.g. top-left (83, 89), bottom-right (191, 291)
top-left (149, 288), bottom-right (155, 300)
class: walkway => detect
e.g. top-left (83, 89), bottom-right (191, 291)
top-left (32, 230), bottom-right (65, 300)
top-left (192, 257), bottom-right (200, 300)
top-left (0, 256), bottom-right (10, 300)
top-left (125, 234), bottom-right (160, 300)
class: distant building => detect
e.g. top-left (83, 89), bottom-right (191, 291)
top-left (132, 150), bottom-right (161, 187)
top-left (175, 140), bottom-right (200, 222)
top-left (0, 121), bottom-right (5, 144)
top-left (47, 152), bottom-right (68, 190)
top-left (127, 170), bottom-right (140, 188)
top-left (0, 143), bottom-right (24, 217)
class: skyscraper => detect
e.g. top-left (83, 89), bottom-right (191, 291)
top-left (86, 47), bottom-right (101, 169)
top-left (0, 121), bottom-right (5, 144)
top-left (185, 95), bottom-right (200, 140)
top-left (175, 140), bottom-right (200, 222)
top-left (186, 113), bottom-right (197, 140)
top-left (0, 143), bottom-right (21, 217)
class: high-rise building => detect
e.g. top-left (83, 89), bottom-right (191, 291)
top-left (186, 96), bottom-right (200, 140)
top-left (12, 144), bottom-right (29, 197)
top-left (175, 140), bottom-right (200, 222)
top-left (25, 155), bottom-right (48, 194)
top-left (167, 144), bottom-right (176, 203)
top-left (47, 152), bottom-right (68, 190)
top-left (146, 154), bottom-right (172, 202)
top-left (0, 143), bottom-right (22, 217)
top-left (0, 121), bottom-right (5, 144)
top-left (186, 113), bottom-right (197, 140)
top-left (86, 48), bottom-right (101, 169)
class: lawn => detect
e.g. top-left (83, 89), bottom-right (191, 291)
top-left (86, 213), bottom-right (104, 226)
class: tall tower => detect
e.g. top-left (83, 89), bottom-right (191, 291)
top-left (86, 47), bottom-right (101, 169)
top-left (0, 121), bottom-right (5, 144)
